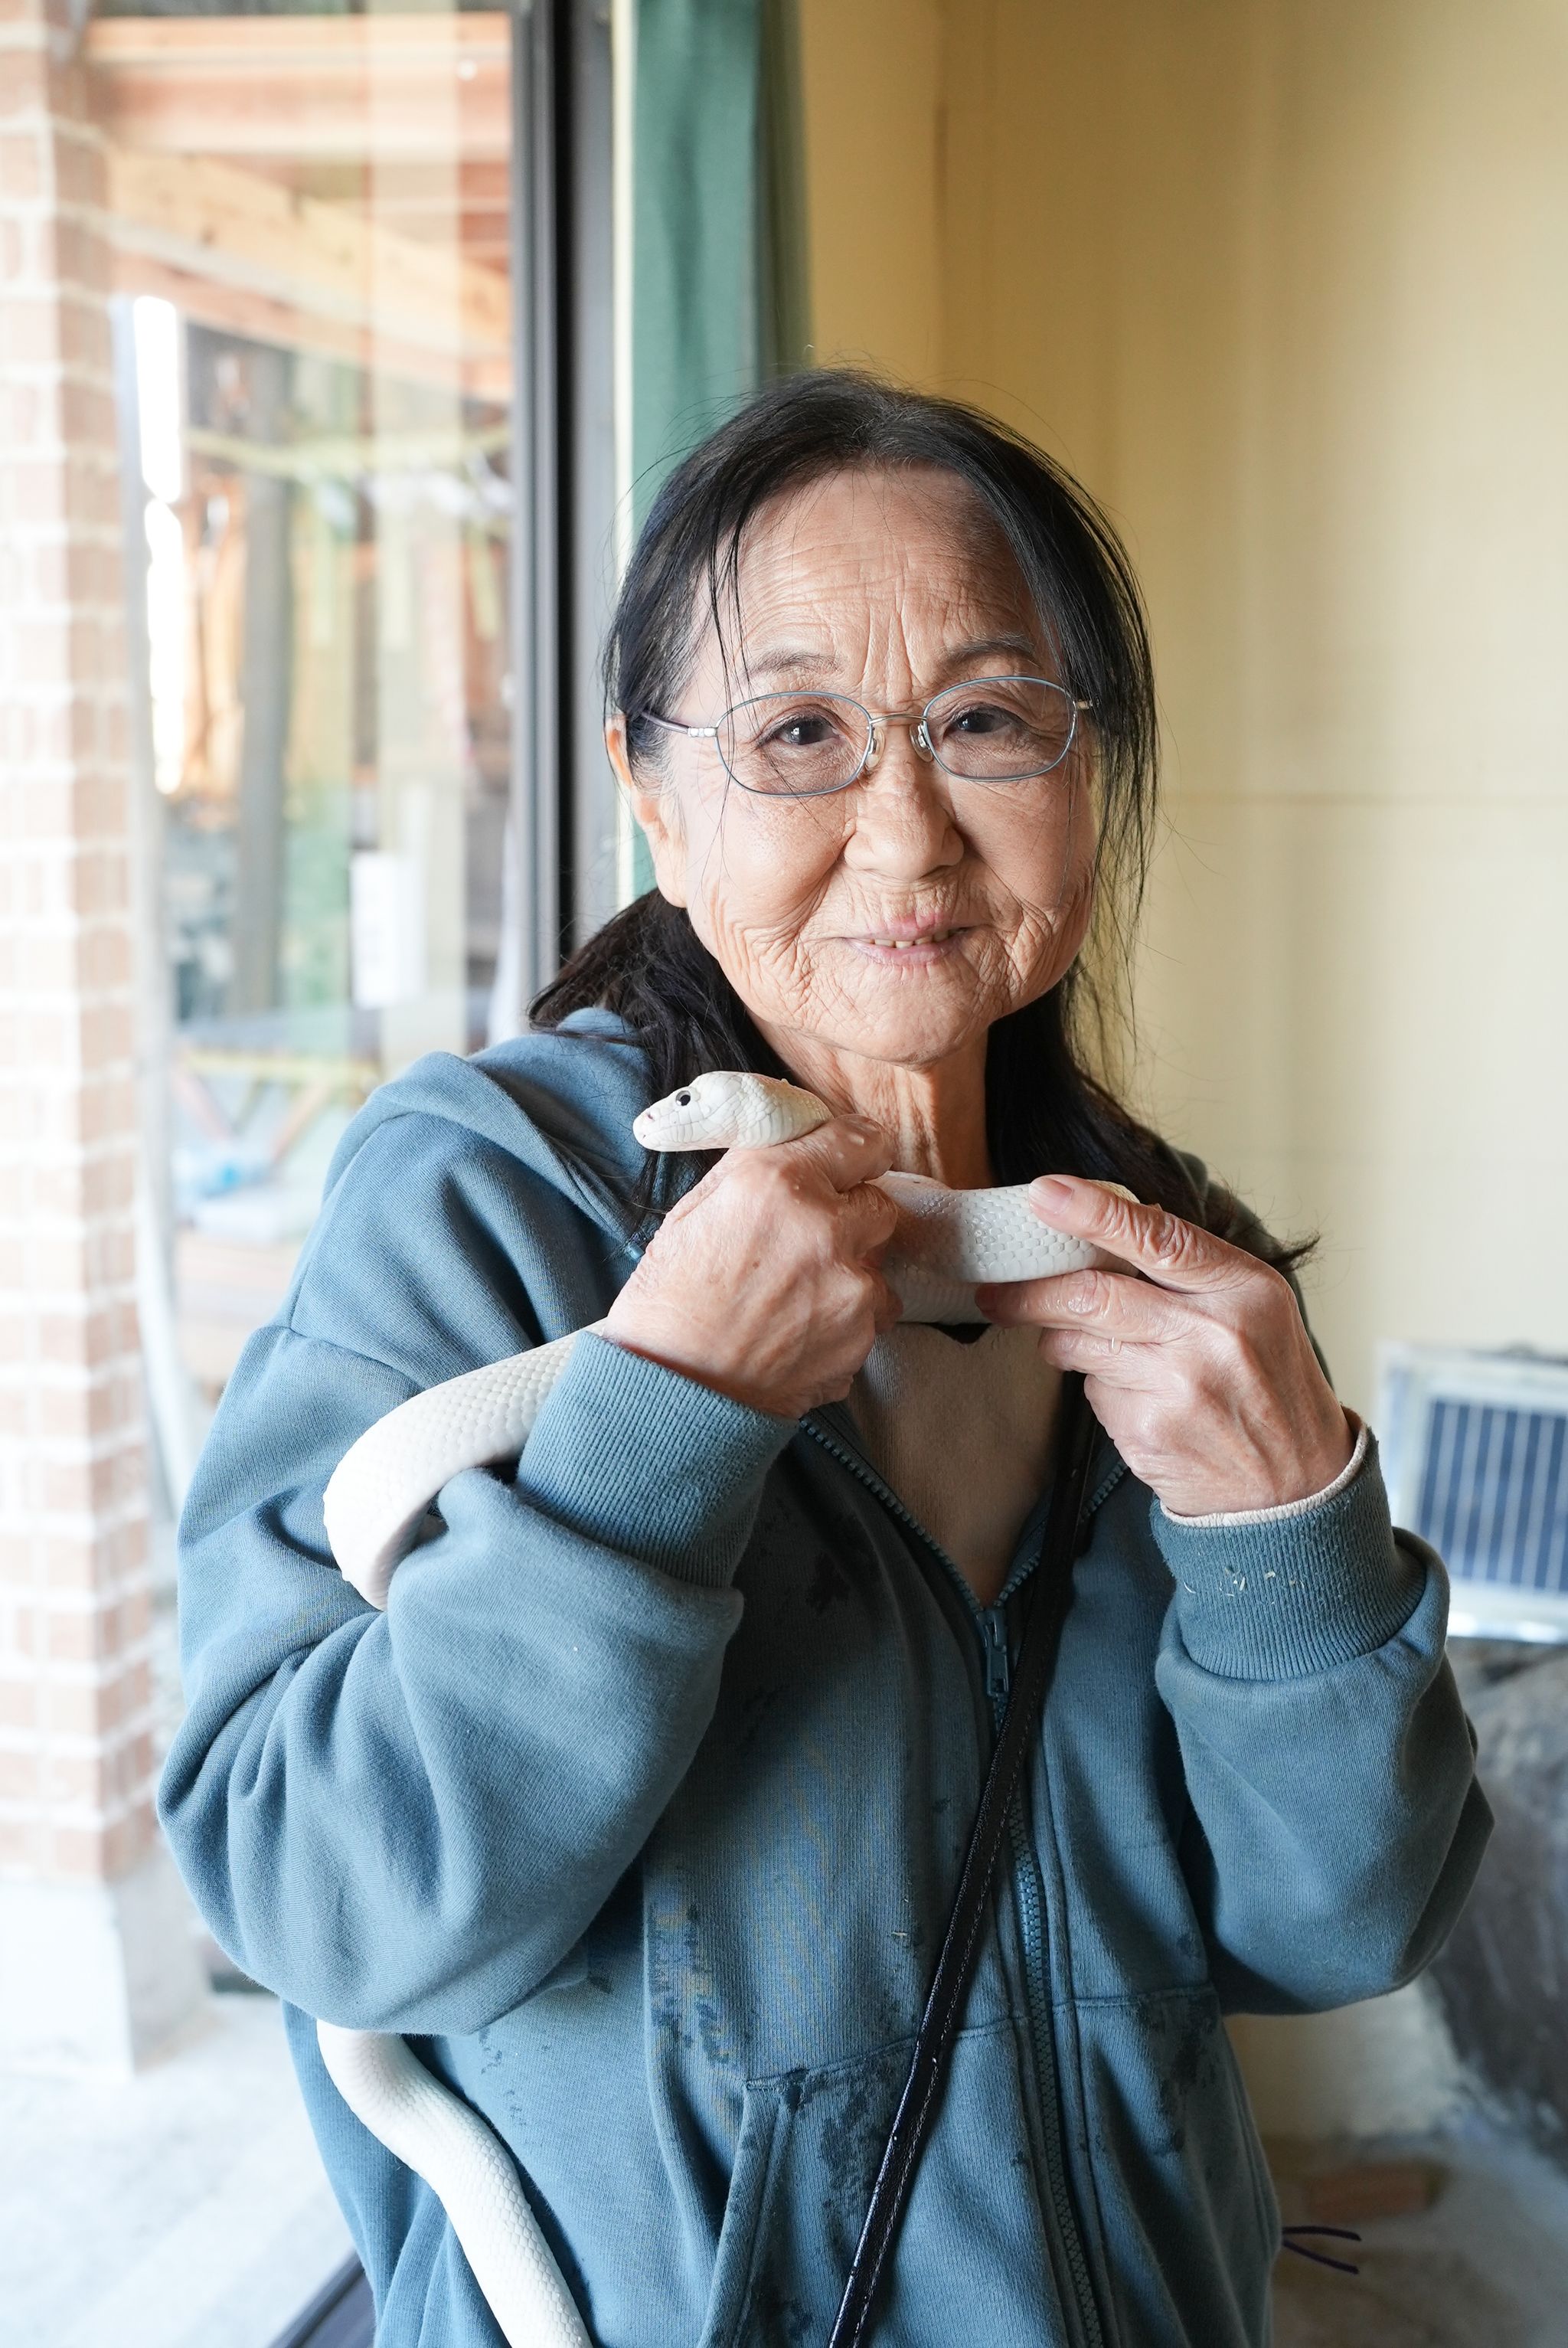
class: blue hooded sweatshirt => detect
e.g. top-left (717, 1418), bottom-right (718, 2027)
top-left (158, 1013), bottom-right (1490, 2348)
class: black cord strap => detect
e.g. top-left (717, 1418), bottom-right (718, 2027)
top-left (825, 1376), bottom-right (1096, 2348)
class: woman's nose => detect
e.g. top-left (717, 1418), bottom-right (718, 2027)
top-left (841, 728), bottom-right (964, 880)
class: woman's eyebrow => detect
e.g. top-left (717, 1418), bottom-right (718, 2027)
top-left (936, 633), bottom-right (1042, 672)
top-left (741, 646), bottom-right (835, 682)
top-left (737, 633), bottom-right (1047, 695)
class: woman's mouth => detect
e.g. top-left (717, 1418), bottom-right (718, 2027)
top-left (848, 925), bottom-right (971, 962)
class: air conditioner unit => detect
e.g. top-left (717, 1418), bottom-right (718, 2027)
top-left (1377, 1343), bottom-right (1568, 1644)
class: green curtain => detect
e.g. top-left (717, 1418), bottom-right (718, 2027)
top-left (632, 0), bottom-right (808, 519)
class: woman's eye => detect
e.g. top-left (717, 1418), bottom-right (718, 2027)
top-left (764, 713), bottom-right (837, 750)
top-left (946, 700), bottom-right (1016, 736)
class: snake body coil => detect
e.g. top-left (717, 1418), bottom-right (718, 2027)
top-left (315, 1071), bottom-right (1111, 2345)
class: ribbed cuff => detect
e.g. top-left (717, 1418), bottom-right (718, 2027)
top-left (1154, 1434), bottom-right (1423, 1681)
top-left (516, 1332), bottom-right (796, 1589)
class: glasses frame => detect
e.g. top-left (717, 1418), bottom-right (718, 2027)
top-left (639, 675), bottom-right (1093, 800)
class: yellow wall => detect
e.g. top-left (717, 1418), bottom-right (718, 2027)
top-left (799, 0), bottom-right (1568, 1422)
top-left (797, 0), bottom-right (946, 387)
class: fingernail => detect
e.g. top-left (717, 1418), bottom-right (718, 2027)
top-left (1031, 1176), bottom-right (1073, 1213)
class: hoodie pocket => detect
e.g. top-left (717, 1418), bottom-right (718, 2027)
top-left (699, 2019), bottom-right (1054, 2348)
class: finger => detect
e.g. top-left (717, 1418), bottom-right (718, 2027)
top-left (976, 1265), bottom-right (1188, 1338)
top-left (868, 1270), bottom-right (903, 1337)
top-left (1034, 1325), bottom-right (1160, 1375)
top-left (1028, 1176), bottom-right (1250, 1294)
top-left (838, 1178), bottom-right (900, 1257)
top-left (788, 1115), bottom-right (895, 1193)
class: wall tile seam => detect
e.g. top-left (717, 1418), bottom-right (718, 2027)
top-left (0, 481), bottom-right (121, 509)
top-left (0, 1794), bottom-right (158, 1834)
top-left (0, 1707), bottom-right (158, 1749)
top-left (0, 191), bottom-right (106, 220)
top-left (0, 1706), bottom-right (158, 1750)
top-left (0, 1753), bottom-right (158, 1797)
top-left (3, 1761), bottom-right (165, 1813)
top-left (0, 1175), bottom-right (142, 1202)
top-left (0, 1221), bottom-right (140, 1258)
top-left (0, 1408), bottom-right (151, 1448)
top-left (0, 1046), bottom-right (139, 1068)
top-left (2, 1426), bottom-right (149, 1459)
top-left (2, 1721), bottom-right (158, 1768)
top-left (0, 1661), bottom-right (155, 1699)
top-left (0, 594), bottom-right (132, 622)
top-left (0, 1237), bottom-right (143, 1261)
top-left (0, 440), bottom-right (122, 471)
top-left (2, 1481), bottom-right (152, 1516)
top-left (0, 1196), bottom-right (142, 1221)
top-left (1, 266), bottom-right (119, 304)
top-left (0, 1381), bottom-right (147, 1410)
top-left (1, 1679), bottom-right (156, 1720)
top-left (0, 1567), bottom-right (153, 1597)
top-left (0, 363), bottom-right (117, 396)
top-left (0, 798), bottom-right (137, 816)
top-left (0, 1608), bottom-right (156, 1638)
top-left (0, 1005), bottom-right (140, 1033)
top-left (10, 1562), bottom-right (157, 1593)
top-left (0, 994), bottom-right (142, 1022)
top-left (0, 1581), bottom-right (154, 1607)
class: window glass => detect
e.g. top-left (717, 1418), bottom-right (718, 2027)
top-left (103, 5), bottom-right (516, 1412)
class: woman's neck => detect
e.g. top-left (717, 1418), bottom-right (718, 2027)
top-left (756, 1025), bottom-right (992, 1186)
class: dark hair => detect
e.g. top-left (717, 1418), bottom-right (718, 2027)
top-left (534, 371), bottom-right (1303, 1269)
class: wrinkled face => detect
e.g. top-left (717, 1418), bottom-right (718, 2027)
top-left (622, 465), bottom-right (1098, 1074)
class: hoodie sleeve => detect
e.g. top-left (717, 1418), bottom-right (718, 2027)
top-left (1150, 1429), bottom-right (1491, 2015)
top-left (157, 1105), bottom-right (795, 2036)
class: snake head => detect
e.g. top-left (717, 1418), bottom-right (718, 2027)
top-left (633, 1071), bottom-right (831, 1153)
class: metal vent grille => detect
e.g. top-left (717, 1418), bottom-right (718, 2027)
top-left (1378, 1346), bottom-right (1568, 1643)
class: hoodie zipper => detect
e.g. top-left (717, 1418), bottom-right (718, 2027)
top-left (802, 1415), bottom-right (1105, 2348)
top-left (980, 1593), bottom-right (1105, 2348)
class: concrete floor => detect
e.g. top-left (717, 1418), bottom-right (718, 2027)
top-left (0, 1990), bottom-right (352, 2348)
top-left (1271, 2131), bottom-right (1568, 2348)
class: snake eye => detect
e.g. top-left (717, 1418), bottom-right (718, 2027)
top-left (676, 1091), bottom-right (691, 1106)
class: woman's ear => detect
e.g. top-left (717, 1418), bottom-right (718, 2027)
top-left (605, 713), bottom-right (687, 906)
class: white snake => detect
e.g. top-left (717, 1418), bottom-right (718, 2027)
top-left (315, 1071), bottom-right (1118, 2346)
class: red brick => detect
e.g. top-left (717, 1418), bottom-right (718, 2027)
top-left (0, 41), bottom-right (49, 119)
top-left (0, 1678), bottom-right (38, 1729)
top-left (0, 1748), bottom-right (41, 1800)
top-left (0, 1815), bottom-right (44, 1870)
top-left (0, 130), bottom-right (43, 200)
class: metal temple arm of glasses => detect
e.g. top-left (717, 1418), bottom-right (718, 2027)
top-left (638, 711), bottom-right (719, 740)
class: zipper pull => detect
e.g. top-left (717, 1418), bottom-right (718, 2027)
top-left (982, 1609), bottom-right (1011, 1705)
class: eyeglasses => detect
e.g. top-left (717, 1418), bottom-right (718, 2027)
top-left (639, 675), bottom-right (1090, 800)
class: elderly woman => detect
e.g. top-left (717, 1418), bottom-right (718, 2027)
top-left (162, 374), bottom-right (1488, 2348)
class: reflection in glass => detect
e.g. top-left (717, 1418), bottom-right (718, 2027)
top-left (109, 11), bottom-right (516, 1408)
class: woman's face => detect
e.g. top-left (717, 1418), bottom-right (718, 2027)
top-left (621, 464), bottom-right (1098, 1076)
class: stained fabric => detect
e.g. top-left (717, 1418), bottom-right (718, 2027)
top-left (159, 1012), bottom-right (1491, 2348)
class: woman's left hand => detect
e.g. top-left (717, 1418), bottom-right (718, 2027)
top-left (975, 1179), bottom-right (1354, 1517)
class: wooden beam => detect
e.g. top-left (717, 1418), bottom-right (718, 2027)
top-left (86, 15), bottom-right (511, 165)
top-left (109, 249), bottom-right (510, 404)
top-left (104, 143), bottom-right (510, 371)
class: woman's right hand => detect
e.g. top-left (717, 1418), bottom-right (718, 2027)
top-left (602, 1117), bottom-right (901, 1419)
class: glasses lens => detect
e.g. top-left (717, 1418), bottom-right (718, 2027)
top-left (717, 693), bottom-right (868, 796)
top-left (923, 677), bottom-right (1076, 781)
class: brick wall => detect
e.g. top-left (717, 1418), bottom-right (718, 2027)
top-left (0, 0), bottom-right (203, 2069)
